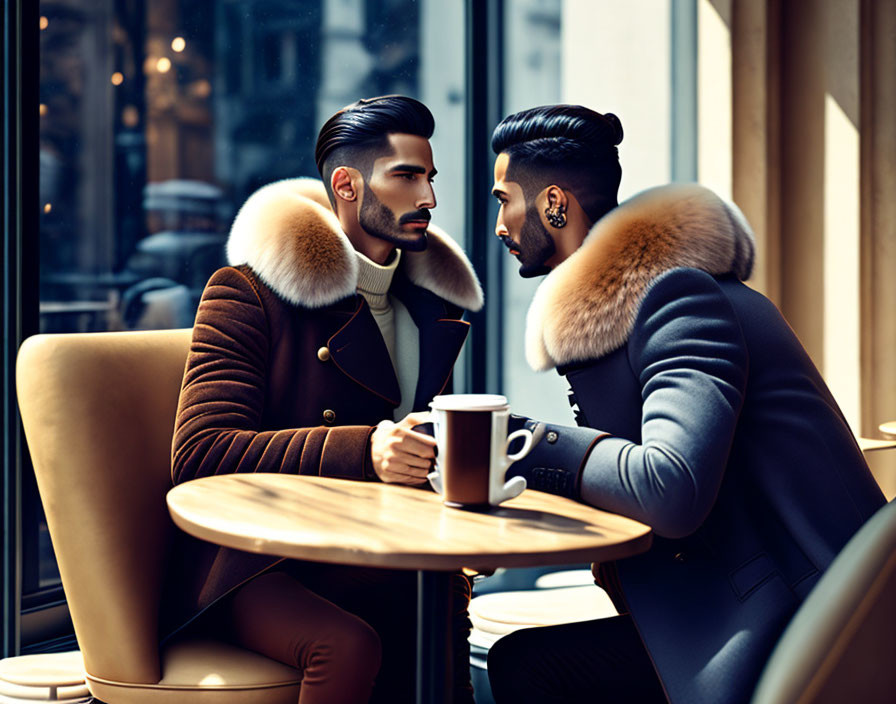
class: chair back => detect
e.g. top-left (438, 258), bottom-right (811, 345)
top-left (751, 499), bottom-right (896, 704)
top-left (17, 330), bottom-right (192, 685)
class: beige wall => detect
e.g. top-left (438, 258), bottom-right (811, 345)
top-left (727, 0), bottom-right (896, 489)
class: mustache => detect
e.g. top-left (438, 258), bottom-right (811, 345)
top-left (398, 210), bottom-right (431, 225)
top-left (498, 234), bottom-right (518, 252)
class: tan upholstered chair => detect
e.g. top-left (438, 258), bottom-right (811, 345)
top-left (751, 499), bottom-right (896, 704)
top-left (16, 330), bottom-right (302, 703)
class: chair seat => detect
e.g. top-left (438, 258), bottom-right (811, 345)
top-left (532, 568), bottom-right (595, 589)
top-left (0, 652), bottom-right (88, 702)
top-left (469, 585), bottom-right (617, 650)
top-left (0, 652), bottom-right (85, 688)
top-left (0, 685), bottom-right (94, 704)
top-left (0, 696), bottom-right (90, 704)
top-left (85, 638), bottom-right (302, 704)
top-left (0, 680), bottom-right (89, 701)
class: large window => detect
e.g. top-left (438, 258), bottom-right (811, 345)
top-left (26, 0), bottom-right (464, 648)
top-left (17, 0), bottom-right (701, 652)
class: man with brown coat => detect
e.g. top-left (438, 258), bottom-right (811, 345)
top-left (166, 96), bottom-right (482, 703)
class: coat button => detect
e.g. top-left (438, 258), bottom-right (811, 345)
top-left (322, 409), bottom-right (336, 424)
top-left (546, 431), bottom-right (559, 444)
top-left (317, 346), bottom-right (331, 362)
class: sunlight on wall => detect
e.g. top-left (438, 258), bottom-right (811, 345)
top-left (562, 0), bottom-right (671, 199)
top-left (823, 92), bottom-right (861, 433)
top-left (697, 0), bottom-right (732, 200)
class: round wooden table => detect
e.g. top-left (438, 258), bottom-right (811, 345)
top-left (879, 421), bottom-right (896, 438)
top-left (167, 474), bottom-right (652, 704)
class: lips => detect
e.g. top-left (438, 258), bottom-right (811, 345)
top-left (399, 210), bottom-right (431, 228)
top-left (498, 234), bottom-right (521, 256)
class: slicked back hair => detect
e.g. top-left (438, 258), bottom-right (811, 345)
top-left (315, 95), bottom-right (435, 207)
top-left (491, 104), bottom-right (624, 224)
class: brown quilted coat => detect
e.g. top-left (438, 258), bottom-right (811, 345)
top-left (162, 178), bottom-right (483, 637)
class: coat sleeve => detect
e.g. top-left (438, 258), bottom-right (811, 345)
top-left (171, 267), bottom-right (375, 484)
top-left (579, 268), bottom-right (749, 539)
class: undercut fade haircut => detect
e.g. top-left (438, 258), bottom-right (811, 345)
top-left (315, 95), bottom-right (435, 207)
top-left (491, 104), bottom-right (624, 224)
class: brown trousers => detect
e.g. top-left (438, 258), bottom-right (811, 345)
top-left (219, 561), bottom-right (474, 704)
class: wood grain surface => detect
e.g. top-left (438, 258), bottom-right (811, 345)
top-left (167, 474), bottom-right (652, 571)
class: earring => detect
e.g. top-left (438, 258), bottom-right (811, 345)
top-left (545, 206), bottom-right (567, 229)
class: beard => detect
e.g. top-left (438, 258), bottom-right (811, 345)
top-left (514, 204), bottom-right (556, 278)
top-left (359, 188), bottom-right (429, 252)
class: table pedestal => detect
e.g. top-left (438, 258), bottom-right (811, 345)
top-left (417, 571), bottom-right (453, 704)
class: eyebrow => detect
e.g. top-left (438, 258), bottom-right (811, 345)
top-left (491, 187), bottom-right (507, 197)
top-left (388, 164), bottom-right (438, 178)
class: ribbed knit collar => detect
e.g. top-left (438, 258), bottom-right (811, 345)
top-left (355, 249), bottom-right (401, 311)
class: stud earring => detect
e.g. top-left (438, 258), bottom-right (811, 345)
top-left (545, 206), bottom-right (567, 228)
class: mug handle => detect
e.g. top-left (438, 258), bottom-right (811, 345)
top-left (505, 428), bottom-right (535, 462)
top-left (498, 474), bottom-right (527, 502)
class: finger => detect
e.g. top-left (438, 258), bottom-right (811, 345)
top-left (381, 466), bottom-right (431, 484)
top-left (385, 473), bottom-right (430, 486)
top-left (399, 411), bottom-right (432, 428)
top-left (390, 451), bottom-right (434, 471)
top-left (398, 433), bottom-right (437, 457)
top-left (402, 428), bottom-right (438, 450)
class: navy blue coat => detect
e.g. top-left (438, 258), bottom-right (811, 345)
top-left (519, 185), bottom-right (885, 704)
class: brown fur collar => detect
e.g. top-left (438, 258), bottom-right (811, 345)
top-left (227, 178), bottom-right (484, 311)
top-left (526, 183), bottom-right (755, 371)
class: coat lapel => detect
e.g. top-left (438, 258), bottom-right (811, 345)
top-left (327, 298), bottom-right (401, 406)
top-left (391, 273), bottom-right (469, 411)
top-left (413, 317), bottom-right (469, 410)
top-left (327, 275), bottom-right (470, 411)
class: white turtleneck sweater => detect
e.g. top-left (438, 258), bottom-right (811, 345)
top-left (354, 249), bottom-right (420, 420)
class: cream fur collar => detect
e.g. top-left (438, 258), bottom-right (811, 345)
top-left (227, 178), bottom-right (484, 311)
top-left (526, 183), bottom-right (755, 371)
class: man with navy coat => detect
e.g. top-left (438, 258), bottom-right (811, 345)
top-left (485, 104), bottom-right (885, 704)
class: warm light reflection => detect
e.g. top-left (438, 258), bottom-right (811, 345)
top-left (39, 103), bottom-right (47, 116)
top-left (191, 79), bottom-right (212, 98)
top-left (172, 36), bottom-right (186, 52)
top-left (40, 16), bottom-right (49, 30)
top-left (43, 203), bottom-right (52, 214)
top-left (122, 105), bottom-right (139, 127)
top-left (156, 56), bottom-right (172, 73)
top-left (111, 72), bottom-right (124, 86)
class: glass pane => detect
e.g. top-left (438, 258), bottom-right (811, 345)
top-left (500, 0), bottom-right (571, 424)
top-left (34, 0), bottom-right (464, 595)
top-left (501, 0), bottom-right (690, 424)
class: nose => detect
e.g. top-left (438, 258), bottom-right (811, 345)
top-left (495, 221), bottom-right (508, 238)
top-left (418, 181), bottom-right (436, 210)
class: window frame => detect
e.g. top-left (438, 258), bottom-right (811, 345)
top-left (3, 0), bottom-right (42, 658)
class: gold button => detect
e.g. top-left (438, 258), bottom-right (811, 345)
top-left (317, 346), bottom-right (331, 362)
top-left (323, 409), bottom-right (336, 424)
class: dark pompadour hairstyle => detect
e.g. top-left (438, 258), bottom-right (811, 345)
top-left (315, 95), bottom-right (435, 204)
top-left (491, 104), bottom-right (624, 223)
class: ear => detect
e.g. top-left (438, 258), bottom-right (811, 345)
top-left (331, 167), bottom-right (360, 204)
top-left (545, 185), bottom-right (568, 211)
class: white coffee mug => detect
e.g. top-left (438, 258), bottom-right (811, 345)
top-left (426, 394), bottom-right (534, 508)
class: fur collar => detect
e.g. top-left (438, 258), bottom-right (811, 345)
top-left (227, 178), bottom-right (483, 311)
top-left (526, 183), bottom-right (755, 371)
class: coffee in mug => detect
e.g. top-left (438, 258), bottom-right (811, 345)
top-left (426, 394), bottom-right (534, 509)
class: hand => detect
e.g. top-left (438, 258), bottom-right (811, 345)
top-left (370, 412), bottom-right (437, 485)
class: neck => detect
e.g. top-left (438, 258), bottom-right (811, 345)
top-left (337, 211), bottom-right (396, 265)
